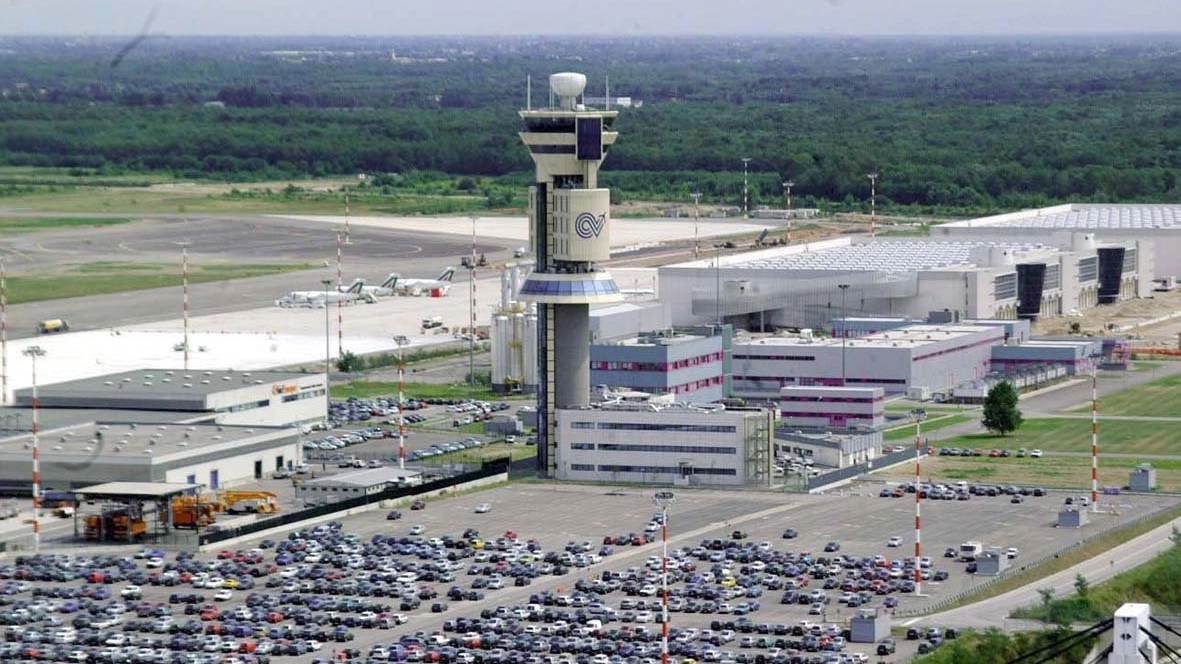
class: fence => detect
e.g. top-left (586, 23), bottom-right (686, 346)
top-left (894, 503), bottom-right (1181, 618)
top-left (805, 448), bottom-right (915, 491)
top-left (196, 456), bottom-right (511, 546)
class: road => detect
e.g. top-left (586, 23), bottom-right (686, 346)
top-left (909, 513), bottom-right (1181, 630)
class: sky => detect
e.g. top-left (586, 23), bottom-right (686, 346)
top-left (2, 0), bottom-right (1180, 36)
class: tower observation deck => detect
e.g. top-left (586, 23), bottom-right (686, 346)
top-left (518, 72), bottom-right (623, 475)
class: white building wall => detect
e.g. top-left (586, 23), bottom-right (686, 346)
top-left (162, 441), bottom-right (299, 489)
top-left (204, 374), bottom-right (327, 427)
top-left (554, 408), bottom-right (764, 486)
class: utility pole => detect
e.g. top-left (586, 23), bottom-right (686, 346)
top-left (691, 191), bottom-right (702, 259)
top-left (1, 261), bottom-right (7, 405)
top-left (742, 158), bottom-right (752, 219)
top-left (783, 179), bottom-right (794, 245)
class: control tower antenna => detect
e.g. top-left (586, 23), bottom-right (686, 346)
top-left (519, 72), bottom-right (622, 476)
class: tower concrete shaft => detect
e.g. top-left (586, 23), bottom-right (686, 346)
top-left (518, 73), bottom-right (622, 476)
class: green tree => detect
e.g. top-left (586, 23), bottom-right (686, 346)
top-left (1074, 573), bottom-right (1089, 598)
top-left (982, 381), bottom-right (1024, 436)
top-left (1037, 587), bottom-right (1055, 614)
top-left (336, 351), bottom-right (362, 373)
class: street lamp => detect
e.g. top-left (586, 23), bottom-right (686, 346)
top-left (782, 180), bottom-right (794, 245)
top-left (741, 158), bottom-right (752, 219)
top-left (321, 278), bottom-right (333, 428)
top-left (394, 335), bottom-right (409, 470)
top-left (912, 408), bottom-right (926, 597)
top-left (652, 490), bottom-right (676, 664)
top-left (23, 345), bottom-right (45, 552)
top-left (691, 191), bottom-right (702, 259)
top-left (837, 284), bottom-right (850, 385)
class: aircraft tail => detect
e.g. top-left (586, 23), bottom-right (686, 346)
top-left (438, 267), bottom-right (456, 282)
top-left (346, 279), bottom-right (365, 294)
top-left (381, 273), bottom-right (400, 289)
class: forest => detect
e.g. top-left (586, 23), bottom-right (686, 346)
top-left (0, 34), bottom-right (1178, 214)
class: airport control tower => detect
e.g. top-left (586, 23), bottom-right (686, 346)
top-left (518, 72), bottom-right (622, 476)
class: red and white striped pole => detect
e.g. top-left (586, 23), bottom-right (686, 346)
top-left (1091, 368), bottom-right (1099, 511)
top-left (653, 491), bottom-right (675, 664)
top-left (395, 336), bottom-right (408, 470)
top-left (1, 260), bottom-right (7, 405)
top-left (24, 345), bottom-right (45, 553)
top-left (914, 411), bottom-right (924, 596)
top-left (181, 244), bottom-right (190, 371)
top-left (336, 232), bottom-right (344, 356)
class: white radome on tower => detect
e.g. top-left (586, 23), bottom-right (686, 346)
top-left (550, 72), bottom-right (587, 110)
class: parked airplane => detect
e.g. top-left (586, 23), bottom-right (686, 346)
top-left (396, 267), bottom-right (456, 295)
top-left (354, 273), bottom-right (400, 297)
top-left (275, 280), bottom-right (373, 308)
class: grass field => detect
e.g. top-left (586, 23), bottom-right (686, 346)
top-left (3, 262), bottom-right (312, 304)
top-left (1069, 374), bottom-right (1181, 418)
top-left (330, 381), bottom-right (503, 402)
top-left (883, 414), bottom-right (973, 441)
top-left (0, 217), bottom-right (132, 233)
top-left (875, 454), bottom-right (1181, 491)
top-left (932, 417), bottom-right (1181, 455)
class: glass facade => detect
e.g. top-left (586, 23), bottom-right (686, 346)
top-left (520, 279), bottom-right (620, 297)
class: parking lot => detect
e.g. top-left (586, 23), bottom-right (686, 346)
top-left (0, 479), bottom-right (1175, 664)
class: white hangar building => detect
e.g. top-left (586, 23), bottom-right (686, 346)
top-left (934, 204), bottom-right (1175, 285)
top-left (656, 234), bottom-right (1146, 330)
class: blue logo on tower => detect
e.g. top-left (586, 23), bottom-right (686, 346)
top-left (575, 212), bottom-right (607, 239)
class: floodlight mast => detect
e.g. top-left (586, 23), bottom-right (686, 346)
top-left (321, 278), bottom-right (333, 428)
top-left (394, 335), bottom-right (410, 470)
top-left (24, 345), bottom-right (46, 553)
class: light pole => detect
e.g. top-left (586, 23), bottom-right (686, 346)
top-left (867, 172), bottom-right (879, 237)
top-left (1091, 367), bottom-right (1100, 512)
top-left (468, 214), bottom-right (477, 387)
top-left (912, 408), bottom-right (926, 597)
top-left (652, 490), bottom-right (676, 664)
top-left (782, 180), bottom-right (794, 245)
top-left (837, 284), bottom-right (850, 385)
top-left (321, 278), bottom-right (333, 428)
top-left (394, 335), bottom-right (409, 470)
top-left (23, 345), bottom-right (45, 552)
top-left (741, 158), bottom-right (751, 219)
top-left (691, 191), bottom-right (702, 259)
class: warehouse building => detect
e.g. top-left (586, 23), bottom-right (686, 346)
top-left (731, 324), bottom-right (1004, 401)
top-left (13, 369), bottom-right (327, 428)
top-left (297, 467), bottom-right (423, 507)
top-left (990, 338), bottom-right (1104, 375)
top-left (656, 234), bottom-right (1141, 331)
top-left (554, 401), bottom-right (776, 487)
top-left (590, 327), bottom-right (731, 403)
top-left (0, 421), bottom-right (299, 491)
top-left (778, 386), bottom-right (886, 430)
top-left (935, 204), bottom-right (1174, 282)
